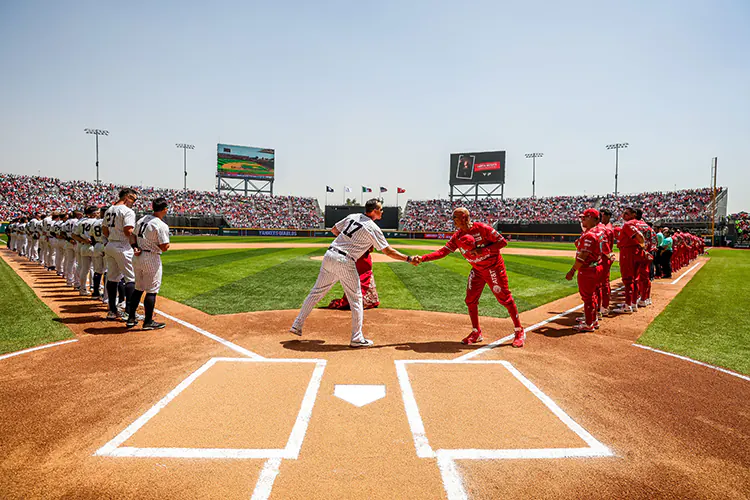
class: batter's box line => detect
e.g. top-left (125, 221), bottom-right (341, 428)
top-left (395, 359), bottom-right (614, 500)
top-left (94, 357), bottom-right (326, 460)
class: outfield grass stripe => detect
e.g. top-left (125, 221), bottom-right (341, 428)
top-left (378, 263), bottom-right (424, 310)
top-left (164, 248), bottom-right (285, 276)
top-left (161, 248), bottom-right (321, 302)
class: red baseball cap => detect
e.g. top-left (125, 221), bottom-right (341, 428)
top-left (458, 234), bottom-right (476, 251)
top-left (579, 208), bottom-right (600, 219)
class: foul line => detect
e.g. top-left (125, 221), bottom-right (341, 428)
top-left (632, 344), bottom-right (750, 382)
top-left (0, 339), bottom-right (78, 361)
top-left (396, 359), bottom-right (613, 500)
top-left (670, 261), bottom-right (702, 285)
top-left (154, 308), bottom-right (264, 360)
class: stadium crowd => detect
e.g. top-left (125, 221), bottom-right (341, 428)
top-left (400, 188), bottom-right (721, 231)
top-left (0, 173), bottom-right (323, 229)
top-left (729, 212), bottom-right (750, 245)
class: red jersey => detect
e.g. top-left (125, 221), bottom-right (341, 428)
top-left (617, 219), bottom-right (643, 249)
top-left (423, 221), bottom-right (507, 270)
top-left (596, 222), bottom-right (614, 254)
top-left (635, 220), bottom-right (657, 252)
top-left (576, 227), bottom-right (602, 267)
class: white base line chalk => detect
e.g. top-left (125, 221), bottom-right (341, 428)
top-left (154, 308), bottom-right (264, 360)
top-left (0, 339), bottom-right (78, 361)
top-left (633, 344), bottom-right (750, 382)
top-left (670, 261), bottom-right (702, 285)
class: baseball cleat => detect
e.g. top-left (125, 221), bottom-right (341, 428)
top-left (612, 304), bottom-right (634, 314)
top-left (461, 329), bottom-right (483, 345)
top-left (349, 338), bottom-right (374, 348)
top-left (573, 323), bottom-right (596, 333)
top-left (142, 321), bottom-right (166, 331)
top-left (106, 311), bottom-right (127, 321)
top-left (125, 317), bottom-right (138, 328)
top-left (79, 290), bottom-right (90, 296)
top-left (512, 327), bottom-right (525, 348)
top-left (289, 326), bottom-right (303, 337)
top-left (637, 299), bottom-right (649, 308)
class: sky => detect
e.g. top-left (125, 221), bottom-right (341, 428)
top-left (1, 0), bottom-right (748, 214)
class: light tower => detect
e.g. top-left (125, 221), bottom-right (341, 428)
top-left (524, 153), bottom-right (543, 198)
top-left (606, 143), bottom-right (629, 196)
top-left (84, 128), bottom-right (109, 184)
top-left (175, 143), bottom-right (195, 191)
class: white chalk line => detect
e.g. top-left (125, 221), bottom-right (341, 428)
top-left (0, 339), bottom-right (78, 361)
top-left (154, 308), bottom-right (264, 360)
top-left (95, 357), bottom-right (326, 465)
top-left (632, 344), bottom-right (750, 382)
top-left (454, 285), bottom-right (626, 363)
top-left (396, 359), bottom-right (614, 499)
top-left (251, 458), bottom-right (283, 500)
top-left (670, 261), bottom-right (702, 285)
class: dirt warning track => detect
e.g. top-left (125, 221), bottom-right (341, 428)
top-left (1, 249), bottom-right (748, 499)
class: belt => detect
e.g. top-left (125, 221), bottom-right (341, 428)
top-left (328, 246), bottom-right (354, 261)
top-left (141, 249), bottom-right (151, 253)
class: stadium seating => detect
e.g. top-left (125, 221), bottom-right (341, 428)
top-left (400, 188), bottom-right (721, 231)
top-left (0, 174), bottom-right (323, 229)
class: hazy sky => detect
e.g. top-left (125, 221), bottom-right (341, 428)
top-left (1, 0), bottom-right (747, 213)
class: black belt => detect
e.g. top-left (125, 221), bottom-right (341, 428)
top-left (328, 246), bottom-right (354, 261)
top-left (141, 249), bottom-right (151, 253)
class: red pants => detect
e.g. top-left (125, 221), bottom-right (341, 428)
top-left (620, 248), bottom-right (646, 306)
top-left (599, 260), bottom-right (612, 309)
top-left (578, 266), bottom-right (602, 326)
top-left (635, 253), bottom-right (652, 301)
top-left (465, 264), bottom-right (522, 330)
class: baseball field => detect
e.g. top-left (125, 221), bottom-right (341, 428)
top-left (1, 237), bottom-right (748, 499)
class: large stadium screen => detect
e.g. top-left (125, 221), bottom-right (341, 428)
top-left (217, 144), bottom-right (275, 180)
top-left (449, 151), bottom-right (506, 185)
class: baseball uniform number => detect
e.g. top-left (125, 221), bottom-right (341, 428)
top-left (342, 220), bottom-right (363, 237)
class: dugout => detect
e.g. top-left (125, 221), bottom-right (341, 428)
top-left (325, 205), bottom-right (400, 230)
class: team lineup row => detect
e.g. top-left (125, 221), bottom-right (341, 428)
top-left (5, 188), bottom-right (171, 331)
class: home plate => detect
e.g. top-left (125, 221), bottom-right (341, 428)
top-left (334, 385), bottom-right (386, 407)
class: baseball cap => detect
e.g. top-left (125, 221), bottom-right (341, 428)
top-left (579, 208), bottom-right (600, 219)
top-left (458, 234), bottom-right (476, 251)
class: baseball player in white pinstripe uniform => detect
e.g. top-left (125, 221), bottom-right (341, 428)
top-left (41, 212), bottom-right (53, 269)
top-left (90, 209), bottom-right (107, 299)
top-left (126, 197), bottom-right (170, 330)
top-left (73, 206), bottom-right (99, 295)
top-left (290, 198), bottom-right (415, 347)
top-left (103, 188), bottom-right (138, 321)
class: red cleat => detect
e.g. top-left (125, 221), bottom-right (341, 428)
top-left (461, 329), bottom-right (483, 345)
top-left (512, 327), bottom-right (525, 348)
top-left (573, 323), bottom-right (596, 333)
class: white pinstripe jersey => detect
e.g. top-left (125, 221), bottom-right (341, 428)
top-left (74, 217), bottom-right (95, 242)
top-left (42, 216), bottom-right (53, 236)
top-left (332, 213), bottom-right (389, 261)
top-left (90, 219), bottom-right (107, 244)
top-left (135, 215), bottom-right (170, 254)
top-left (62, 218), bottom-right (78, 239)
top-left (104, 204), bottom-right (136, 242)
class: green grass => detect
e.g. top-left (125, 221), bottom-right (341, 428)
top-left (639, 249), bottom-right (750, 375)
top-left (0, 256), bottom-right (73, 355)
top-left (161, 247), bottom-right (619, 317)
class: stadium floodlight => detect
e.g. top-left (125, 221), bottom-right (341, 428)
top-left (606, 143), bottom-right (629, 196)
top-left (84, 128), bottom-right (110, 185)
top-left (525, 153), bottom-right (544, 198)
top-left (176, 143), bottom-right (195, 191)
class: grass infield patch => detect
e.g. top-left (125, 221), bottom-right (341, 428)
top-left (0, 255), bottom-right (73, 355)
top-left (639, 249), bottom-right (750, 376)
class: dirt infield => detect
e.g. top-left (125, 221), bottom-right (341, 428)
top-left (1, 249), bottom-right (748, 499)
top-left (169, 242), bottom-right (577, 258)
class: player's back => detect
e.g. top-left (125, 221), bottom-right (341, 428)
top-left (105, 205), bottom-right (136, 243)
top-left (331, 213), bottom-right (388, 261)
top-left (135, 215), bottom-right (170, 254)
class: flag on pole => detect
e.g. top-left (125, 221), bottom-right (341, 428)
top-left (362, 186), bottom-right (372, 193)
top-left (379, 187), bottom-right (387, 193)
top-left (397, 187), bottom-right (406, 194)
top-left (326, 186), bottom-right (334, 192)
top-left (345, 186), bottom-right (352, 193)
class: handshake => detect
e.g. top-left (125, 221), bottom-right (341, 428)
top-left (407, 255), bottom-right (423, 266)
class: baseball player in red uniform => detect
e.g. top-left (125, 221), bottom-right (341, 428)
top-left (597, 208), bottom-right (616, 314)
top-left (567, 208), bottom-right (604, 332)
top-left (613, 207), bottom-right (646, 314)
top-left (634, 210), bottom-right (657, 307)
top-left (413, 208), bottom-right (525, 348)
